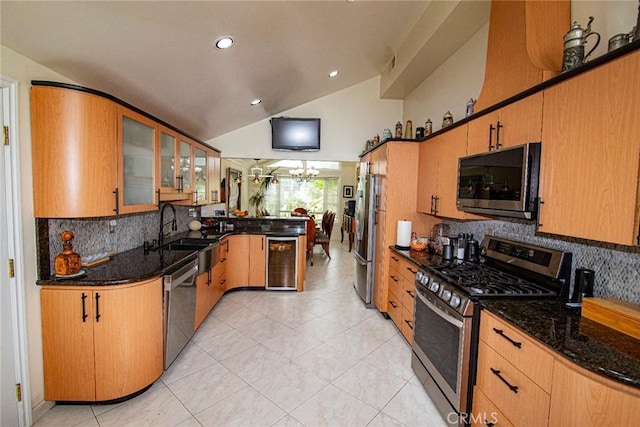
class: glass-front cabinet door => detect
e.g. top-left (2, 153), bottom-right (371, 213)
top-left (118, 107), bottom-right (158, 214)
top-left (159, 127), bottom-right (178, 191)
top-left (179, 138), bottom-right (193, 192)
top-left (194, 145), bottom-right (208, 204)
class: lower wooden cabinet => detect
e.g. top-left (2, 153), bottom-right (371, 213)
top-left (225, 234), bottom-right (266, 289)
top-left (476, 310), bottom-right (640, 427)
top-left (387, 252), bottom-right (418, 343)
top-left (40, 278), bottom-right (163, 402)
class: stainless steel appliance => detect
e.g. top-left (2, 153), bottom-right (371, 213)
top-left (163, 257), bottom-right (199, 369)
top-left (266, 236), bottom-right (298, 290)
top-left (353, 173), bottom-right (378, 306)
top-left (457, 142), bottom-right (541, 219)
top-left (411, 236), bottom-right (572, 426)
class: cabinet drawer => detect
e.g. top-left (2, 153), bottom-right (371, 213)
top-left (388, 267), bottom-right (403, 300)
top-left (471, 387), bottom-right (513, 427)
top-left (398, 258), bottom-right (419, 282)
top-left (402, 280), bottom-right (415, 310)
top-left (480, 311), bottom-right (553, 392)
top-left (388, 293), bottom-right (403, 330)
top-left (476, 342), bottom-right (550, 427)
top-left (401, 306), bottom-right (414, 344)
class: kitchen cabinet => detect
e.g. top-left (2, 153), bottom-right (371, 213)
top-left (539, 51), bottom-right (640, 246)
top-left (467, 93), bottom-right (543, 155)
top-left (158, 125), bottom-right (191, 203)
top-left (470, 387), bottom-right (512, 427)
top-left (31, 86), bottom-right (118, 218)
top-left (40, 278), bottom-right (163, 401)
top-left (387, 252), bottom-right (418, 343)
top-left (475, 310), bottom-right (553, 427)
top-left (178, 137), bottom-right (193, 193)
top-left (248, 234), bottom-right (266, 287)
top-left (417, 125), bottom-right (470, 219)
top-left (364, 142), bottom-right (431, 314)
top-left (195, 243), bottom-right (226, 330)
top-left (548, 358), bottom-right (640, 427)
top-left (118, 107), bottom-right (159, 214)
top-left (207, 148), bottom-right (222, 203)
top-left (225, 234), bottom-right (266, 289)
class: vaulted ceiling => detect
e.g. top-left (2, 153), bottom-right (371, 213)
top-left (1, 1), bottom-right (490, 141)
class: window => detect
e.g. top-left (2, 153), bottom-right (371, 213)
top-left (264, 177), bottom-right (339, 218)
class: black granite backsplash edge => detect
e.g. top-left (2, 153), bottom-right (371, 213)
top-left (481, 299), bottom-right (640, 390)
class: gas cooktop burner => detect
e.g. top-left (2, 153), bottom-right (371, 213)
top-left (430, 262), bottom-right (557, 297)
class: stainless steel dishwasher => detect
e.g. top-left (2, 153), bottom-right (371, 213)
top-left (163, 257), bottom-right (198, 369)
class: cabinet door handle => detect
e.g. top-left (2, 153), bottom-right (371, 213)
top-left (262, 237), bottom-right (264, 251)
top-left (95, 293), bottom-right (101, 322)
top-left (391, 256), bottom-right (399, 261)
top-left (433, 196), bottom-right (439, 215)
top-left (389, 300), bottom-right (398, 308)
top-left (220, 279), bottom-right (226, 286)
top-left (495, 121), bottom-right (503, 149)
top-left (81, 293), bottom-right (88, 323)
top-left (484, 421), bottom-right (495, 427)
top-left (490, 367), bottom-right (519, 393)
top-left (406, 266), bottom-right (417, 274)
top-left (404, 319), bottom-right (414, 330)
top-left (488, 124), bottom-right (495, 151)
top-left (406, 289), bottom-right (415, 298)
top-left (390, 275), bottom-right (399, 282)
top-left (207, 270), bottom-right (212, 285)
top-left (113, 188), bottom-right (119, 215)
top-left (492, 327), bottom-right (522, 348)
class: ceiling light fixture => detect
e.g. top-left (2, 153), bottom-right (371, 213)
top-left (250, 99), bottom-right (262, 106)
top-left (250, 159), bottom-right (279, 184)
top-left (328, 70), bottom-right (339, 78)
top-left (289, 165), bottom-right (320, 182)
top-left (215, 36), bottom-right (234, 49)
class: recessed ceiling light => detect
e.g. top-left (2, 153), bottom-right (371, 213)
top-left (328, 70), bottom-right (339, 78)
top-left (215, 36), bottom-right (234, 49)
top-left (250, 99), bottom-right (262, 106)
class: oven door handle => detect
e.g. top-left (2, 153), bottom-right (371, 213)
top-left (416, 288), bottom-right (463, 328)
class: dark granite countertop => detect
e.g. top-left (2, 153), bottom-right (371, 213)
top-left (481, 299), bottom-right (640, 389)
top-left (39, 226), bottom-right (306, 287)
top-left (389, 247), bottom-right (640, 390)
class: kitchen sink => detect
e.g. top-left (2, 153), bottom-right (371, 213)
top-left (165, 238), bottom-right (218, 273)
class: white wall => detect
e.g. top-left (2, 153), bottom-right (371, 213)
top-left (208, 77), bottom-right (403, 162)
top-left (0, 45), bottom-right (76, 414)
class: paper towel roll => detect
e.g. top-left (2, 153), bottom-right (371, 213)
top-left (396, 220), bottom-right (412, 249)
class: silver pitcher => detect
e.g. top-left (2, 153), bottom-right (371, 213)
top-left (562, 16), bottom-right (601, 72)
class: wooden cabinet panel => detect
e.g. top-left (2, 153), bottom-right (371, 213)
top-left (549, 359), bottom-right (640, 427)
top-left (476, 342), bottom-right (550, 427)
top-left (387, 252), bottom-right (418, 344)
top-left (539, 52), bottom-right (640, 245)
top-left (471, 387), bottom-right (513, 427)
top-left (41, 279), bottom-right (163, 402)
top-left (248, 235), bottom-right (266, 287)
top-left (225, 234), bottom-right (250, 290)
top-left (31, 86), bottom-right (118, 218)
top-left (468, 94), bottom-right (543, 155)
top-left (480, 311), bottom-right (553, 392)
top-left (195, 271), bottom-right (212, 330)
top-left (400, 306), bottom-right (414, 344)
top-left (117, 107), bottom-right (159, 214)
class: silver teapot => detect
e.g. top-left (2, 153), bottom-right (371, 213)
top-left (562, 16), bottom-right (601, 72)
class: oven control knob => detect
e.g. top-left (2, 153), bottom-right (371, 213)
top-left (415, 271), bottom-right (423, 282)
top-left (429, 281), bottom-right (439, 293)
top-left (441, 289), bottom-right (452, 302)
top-left (420, 275), bottom-right (430, 286)
top-left (449, 294), bottom-right (461, 308)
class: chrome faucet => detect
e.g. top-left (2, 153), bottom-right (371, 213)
top-left (159, 203), bottom-right (177, 246)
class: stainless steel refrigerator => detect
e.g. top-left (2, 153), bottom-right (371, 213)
top-left (353, 173), bottom-right (377, 307)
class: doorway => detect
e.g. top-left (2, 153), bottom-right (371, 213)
top-left (1, 77), bottom-right (31, 426)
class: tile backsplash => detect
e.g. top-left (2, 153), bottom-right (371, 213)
top-left (40, 206), bottom-right (193, 277)
top-left (444, 218), bottom-right (640, 305)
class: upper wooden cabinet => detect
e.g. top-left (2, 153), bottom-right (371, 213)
top-left (31, 83), bottom-right (221, 217)
top-left (417, 125), bottom-right (470, 219)
top-left (118, 107), bottom-right (159, 214)
top-left (467, 93), bottom-right (543, 155)
top-left (539, 51), bottom-right (640, 246)
top-left (31, 86), bottom-right (118, 218)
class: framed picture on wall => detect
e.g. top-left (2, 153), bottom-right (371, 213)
top-left (343, 185), bottom-right (354, 198)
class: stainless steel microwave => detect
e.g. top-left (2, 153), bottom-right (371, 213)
top-left (457, 142), bottom-right (541, 219)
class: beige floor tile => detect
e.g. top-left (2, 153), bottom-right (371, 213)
top-left (233, 316), bottom-right (293, 344)
top-left (196, 329), bottom-right (258, 361)
top-left (325, 327), bottom-right (386, 360)
top-left (333, 360), bottom-right (407, 410)
top-left (220, 343), bottom-right (289, 383)
top-left (381, 382), bottom-right (447, 427)
top-left (195, 386), bottom-right (286, 427)
top-left (293, 316), bottom-right (349, 342)
top-left (34, 405), bottom-right (96, 427)
top-left (161, 342), bottom-right (218, 384)
top-left (293, 343), bottom-right (361, 382)
top-left (363, 341), bottom-right (415, 381)
top-left (367, 412), bottom-right (407, 426)
top-left (290, 384), bottom-right (378, 427)
top-left (261, 330), bottom-right (322, 359)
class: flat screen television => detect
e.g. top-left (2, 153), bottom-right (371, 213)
top-left (271, 117), bottom-right (321, 151)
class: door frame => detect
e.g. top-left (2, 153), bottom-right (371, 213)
top-left (1, 75), bottom-right (32, 426)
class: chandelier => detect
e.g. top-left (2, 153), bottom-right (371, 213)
top-left (250, 159), bottom-right (279, 184)
top-left (289, 165), bottom-right (319, 182)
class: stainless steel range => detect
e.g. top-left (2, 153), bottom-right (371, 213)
top-left (411, 236), bottom-right (572, 426)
